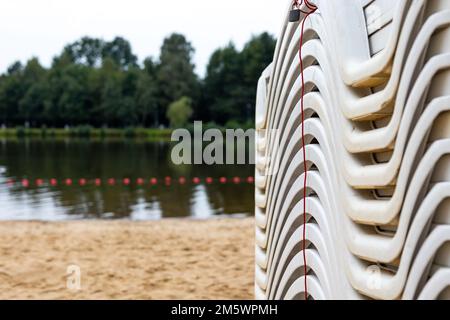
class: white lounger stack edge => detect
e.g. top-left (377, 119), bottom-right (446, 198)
top-left (255, 0), bottom-right (450, 300)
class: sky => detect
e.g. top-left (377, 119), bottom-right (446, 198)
top-left (0, 0), bottom-right (288, 77)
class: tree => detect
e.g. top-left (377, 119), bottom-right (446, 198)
top-left (203, 43), bottom-right (243, 124)
top-left (202, 33), bottom-right (276, 125)
top-left (44, 53), bottom-right (92, 126)
top-left (19, 58), bottom-right (49, 125)
top-left (19, 83), bottom-right (49, 126)
top-left (102, 37), bottom-right (138, 70)
top-left (157, 33), bottom-right (199, 124)
top-left (0, 32), bottom-right (276, 128)
top-left (117, 66), bottom-right (140, 126)
top-left (63, 37), bottom-right (105, 67)
top-left (135, 57), bottom-right (158, 126)
top-left (95, 58), bottom-right (123, 126)
top-left (59, 65), bottom-right (91, 124)
top-left (7, 61), bottom-right (23, 75)
top-left (0, 61), bottom-right (25, 124)
top-left (166, 96), bottom-right (193, 128)
top-left (240, 32), bottom-right (276, 121)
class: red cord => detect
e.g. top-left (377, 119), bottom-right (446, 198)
top-left (294, 0), bottom-right (311, 14)
top-left (298, 1), bottom-right (316, 301)
top-left (304, 0), bottom-right (317, 11)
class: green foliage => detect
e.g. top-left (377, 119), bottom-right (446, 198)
top-left (225, 120), bottom-right (242, 130)
top-left (16, 126), bottom-right (26, 138)
top-left (156, 34), bottom-right (199, 125)
top-left (0, 127), bottom-right (173, 139)
top-left (166, 96), bottom-right (193, 128)
top-left (0, 32), bottom-right (275, 129)
top-left (203, 32), bottom-right (276, 125)
top-left (70, 125), bottom-right (93, 138)
top-left (123, 126), bottom-right (136, 138)
top-left (62, 36), bottom-right (137, 69)
top-left (63, 37), bottom-right (104, 67)
top-left (203, 43), bottom-right (243, 122)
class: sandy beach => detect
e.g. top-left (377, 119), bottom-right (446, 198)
top-left (0, 218), bottom-right (254, 300)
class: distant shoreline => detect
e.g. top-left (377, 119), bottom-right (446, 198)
top-left (0, 127), bottom-right (173, 139)
top-left (0, 123), bottom-right (255, 139)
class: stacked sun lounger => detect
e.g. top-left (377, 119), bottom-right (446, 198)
top-left (255, 0), bottom-right (450, 300)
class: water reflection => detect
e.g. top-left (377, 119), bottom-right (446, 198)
top-left (0, 138), bottom-right (254, 220)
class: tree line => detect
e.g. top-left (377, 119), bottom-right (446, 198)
top-left (0, 33), bottom-right (275, 129)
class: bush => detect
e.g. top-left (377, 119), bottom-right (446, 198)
top-left (99, 127), bottom-right (107, 139)
top-left (204, 121), bottom-right (220, 131)
top-left (225, 120), bottom-right (242, 130)
top-left (242, 120), bottom-right (255, 130)
top-left (68, 125), bottom-right (92, 138)
top-left (123, 127), bottom-right (136, 138)
top-left (166, 96), bottom-right (193, 128)
top-left (41, 125), bottom-right (47, 138)
top-left (224, 120), bottom-right (254, 131)
top-left (16, 126), bottom-right (26, 138)
top-left (134, 127), bottom-right (148, 138)
top-left (48, 128), bottom-right (56, 138)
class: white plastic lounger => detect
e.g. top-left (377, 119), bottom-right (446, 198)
top-left (255, 0), bottom-right (450, 300)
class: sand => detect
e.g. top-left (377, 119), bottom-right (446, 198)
top-left (0, 218), bottom-right (254, 300)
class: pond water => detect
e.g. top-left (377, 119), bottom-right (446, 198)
top-left (0, 138), bottom-right (255, 220)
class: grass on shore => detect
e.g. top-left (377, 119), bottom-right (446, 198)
top-left (0, 122), bottom-right (255, 139)
top-left (0, 126), bottom-right (173, 139)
